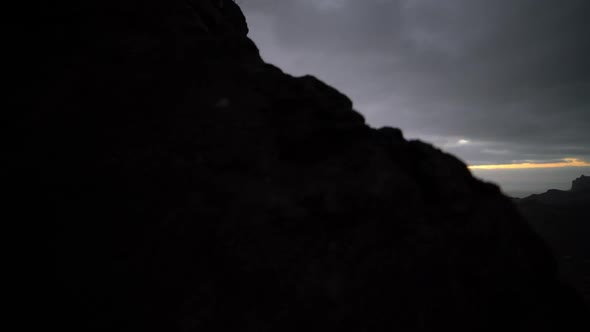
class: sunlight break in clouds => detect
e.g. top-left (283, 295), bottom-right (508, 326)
top-left (469, 158), bottom-right (590, 170)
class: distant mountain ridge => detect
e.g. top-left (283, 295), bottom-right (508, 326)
top-left (572, 175), bottom-right (590, 193)
top-left (515, 174), bottom-right (590, 206)
top-left (514, 174), bottom-right (589, 254)
top-left (514, 175), bottom-right (590, 305)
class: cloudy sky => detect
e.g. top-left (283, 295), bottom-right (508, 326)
top-left (239, 0), bottom-right (590, 195)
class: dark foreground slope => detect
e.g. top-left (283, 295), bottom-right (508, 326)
top-left (28, 1), bottom-right (587, 330)
top-left (515, 175), bottom-right (590, 305)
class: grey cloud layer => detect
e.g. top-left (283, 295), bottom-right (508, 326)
top-left (241, 0), bottom-right (590, 164)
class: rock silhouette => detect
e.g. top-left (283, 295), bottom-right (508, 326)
top-left (29, 1), bottom-right (588, 331)
top-left (515, 175), bottom-right (590, 306)
top-left (572, 175), bottom-right (590, 193)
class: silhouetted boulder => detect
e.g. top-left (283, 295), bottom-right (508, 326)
top-left (28, 1), bottom-right (587, 331)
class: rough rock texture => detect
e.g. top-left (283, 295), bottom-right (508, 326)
top-left (30, 1), bottom-right (588, 331)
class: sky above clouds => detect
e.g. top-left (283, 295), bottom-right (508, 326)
top-left (239, 0), bottom-right (590, 194)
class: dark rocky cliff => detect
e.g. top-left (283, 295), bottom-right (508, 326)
top-left (29, 1), bottom-right (587, 330)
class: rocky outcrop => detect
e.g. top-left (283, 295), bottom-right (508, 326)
top-left (29, 1), bottom-right (587, 331)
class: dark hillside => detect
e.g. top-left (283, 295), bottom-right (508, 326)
top-left (26, 1), bottom-right (589, 330)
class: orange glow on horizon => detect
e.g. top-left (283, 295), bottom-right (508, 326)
top-left (469, 158), bottom-right (590, 170)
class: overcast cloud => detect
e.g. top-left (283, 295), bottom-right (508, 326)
top-left (240, 0), bottom-right (590, 167)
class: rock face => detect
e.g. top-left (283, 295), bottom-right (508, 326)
top-left (30, 1), bottom-right (587, 331)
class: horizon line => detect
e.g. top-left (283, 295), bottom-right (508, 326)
top-left (468, 158), bottom-right (590, 170)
